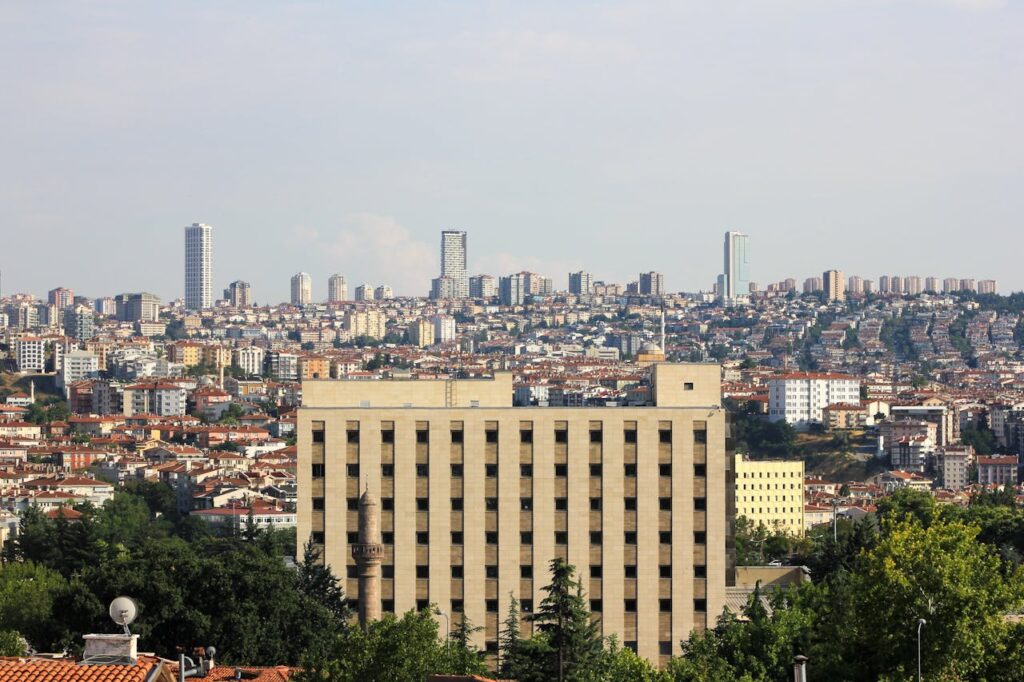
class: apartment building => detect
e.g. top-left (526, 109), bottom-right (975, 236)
top-left (15, 337), bottom-right (45, 373)
top-left (298, 363), bottom-right (729, 665)
top-left (733, 455), bottom-right (805, 536)
top-left (767, 373), bottom-right (861, 430)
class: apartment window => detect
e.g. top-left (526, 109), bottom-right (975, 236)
top-left (346, 565), bottom-right (358, 578)
top-left (659, 463), bottom-right (672, 477)
top-left (382, 599), bottom-right (394, 613)
top-left (347, 532), bottom-right (358, 544)
top-left (555, 497), bottom-right (568, 511)
top-left (660, 598), bottom-right (672, 612)
top-left (694, 565), bottom-right (707, 578)
top-left (590, 599), bottom-right (603, 612)
top-left (520, 565), bottom-right (533, 579)
top-left (659, 429), bottom-right (672, 444)
top-left (625, 497), bottom-right (637, 511)
top-left (311, 531), bottom-right (325, 544)
top-left (624, 599), bottom-right (637, 613)
top-left (347, 463), bottom-right (359, 477)
top-left (416, 498), bottom-right (429, 511)
top-left (589, 463), bottom-right (602, 477)
top-left (683, 382), bottom-right (694, 391)
top-left (451, 600), bottom-right (464, 613)
top-left (694, 498), bottom-right (707, 510)
top-left (520, 429), bottom-right (533, 444)
top-left (624, 531), bottom-right (637, 545)
top-left (659, 497), bottom-right (672, 511)
top-left (486, 565), bottom-right (498, 578)
top-left (382, 429), bottom-right (395, 444)
top-left (416, 565), bottom-right (429, 578)
top-left (451, 531), bottom-right (464, 545)
top-left (590, 531), bottom-right (602, 545)
top-left (624, 429), bottom-right (637, 444)
top-left (521, 531), bottom-right (533, 545)
top-left (694, 599), bottom-right (707, 612)
top-left (659, 565), bottom-right (672, 579)
top-left (485, 429), bottom-right (498, 444)
top-left (625, 565), bottom-right (637, 579)
top-left (312, 429), bottom-right (325, 444)
top-left (486, 531), bottom-right (498, 545)
top-left (312, 497), bottom-right (325, 511)
top-left (554, 463), bottom-right (568, 477)
top-left (554, 531), bottom-right (568, 545)
top-left (659, 531), bottom-right (672, 544)
top-left (590, 565), bottom-right (603, 578)
top-left (382, 497), bottom-right (393, 511)
top-left (589, 429), bottom-right (602, 444)
top-left (451, 566), bottom-right (464, 579)
top-left (347, 498), bottom-right (359, 511)
top-left (694, 464), bottom-right (706, 477)
top-left (311, 464), bottom-right (325, 478)
top-left (450, 464), bottom-right (463, 477)
top-left (555, 429), bottom-right (568, 444)
top-left (416, 599), bottom-right (429, 611)
top-left (485, 464), bottom-right (498, 478)
top-left (520, 497), bottom-right (533, 511)
top-left (416, 429), bottom-right (429, 444)
top-left (451, 497), bottom-right (464, 511)
top-left (416, 531), bottom-right (429, 545)
top-left (485, 641), bottom-right (498, 654)
top-left (694, 531), bottom-right (706, 544)
top-left (382, 565), bottom-right (394, 578)
top-left (416, 464), bottom-right (429, 477)
top-left (659, 641), bottom-right (673, 656)
top-left (381, 464), bottom-right (394, 477)
top-left (521, 599), bottom-right (533, 613)
top-left (625, 641), bottom-right (638, 653)
top-left (382, 532), bottom-right (393, 544)
top-left (624, 464), bottom-right (637, 477)
top-left (347, 429), bottom-right (359, 444)
top-left (694, 429), bottom-right (707, 444)
top-left (589, 498), bottom-right (601, 511)
top-left (486, 599), bottom-right (499, 613)
top-left (451, 429), bottom-right (464, 444)
top-left (521, 464), bottom-right (533, 477)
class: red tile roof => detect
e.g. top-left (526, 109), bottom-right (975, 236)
top-left (0, 656), bottom-right (167, 682)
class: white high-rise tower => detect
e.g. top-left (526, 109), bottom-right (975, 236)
top-left (291, 272), bottom-right (312, 306)
top-left (328, 274), bottom-right (348, 302)
top-left (184, 223), bottom-right (213, 310)
top-left (440, 230), bottom-right (468, 298)
top-left (721, 231), bottom-right (750, 304)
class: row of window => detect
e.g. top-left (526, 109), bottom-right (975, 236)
top-left (312, 462), bottom-right (708, 479)
top-left (327, 494), bottom-right (707, 513)
top-left (345, 563), bottom-right (707, 581)
top-left (314, 529), bottom-right (708, 546)
top-left (315, 427), bottom-right (707, 445)
top-left (738, 471), bottom-right (801, 478)
top-left (349, 599), bottom-right (708, 623)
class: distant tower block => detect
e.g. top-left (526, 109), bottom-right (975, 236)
top-left (352, 488), bottom-right (383, 627)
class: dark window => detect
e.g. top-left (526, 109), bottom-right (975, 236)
top-left (451, 498), bottom-right (464, 511)
top-left (485, 531), bottom-right (498, 545)
top-left (382, 429), bottom-right (394, 444)
top-left (590, 565), bottom-right (603, 578)
top-left (451, 600), bottom-right (464, 613)
top-left (554, 531), bottom-right (568, 545)
top-left (624, 599), bottom-right (637, 612)
top-left (521, 531), bottom-right (533, 544)
top-left (416, 565), bottom-right (429, 578)
top-left (659, 463), bottom-right (672, 477)
top-left (485, 464), bottom-right (498, 477)
top-left (624, 429), bottom-right (637, 444)
top-left (382, 532), bottom-right (394, 544)
top-left (416, 599), bottom-right (429, 611)
top-left (555, 429), bottom-right (568, 443)
top-left (416, 429), bottom-right (429, 444)
top-left (624, 463), bottom-right (637, 477)
top-left (485, 641), bottom-right (498, 654)
top-left (347, 498), bottom-right (359, 511)
top-left (659, 531), bottom-right (672, 544)
top-left (694, 599), bottom-right (707, 612)
top-left (625, 497), bottom-right (637, 511)
top-left (555, 497), bottom-right (568, 511)
top-left (659, 429), bottom-right (672, 444)
top-left (589, 429), bottom-right (602, 443)
top-left (416, 497), bottom-right (428, 511)
top-left (520, 565), bottom-right (533, 579)
top-left (382, 565), bottom-right (394, 578)
top-left (694, 531), bottom-right (706, 544)
top-left (520, 497), bottom-right (533, 511)
top-left (451, 565), bottom-right (463, 579)
top-left (660, 598), bottom-right (672, 612)
top-left (416, 463), bottom-right (429, 477)
top-left (347, 463), bottom-right (359, 477)
top-left (694, 429), bottom-right (707, 444)
top-left (347, 532), bottom-right (358, 544)
top-left (520, 464), bottom-right (533, 477)
top-left (485, 429), bottom-right (498, 443)
top-left (486, 565), bottom-right (498, 578)
top-left (684, 382), bottom-right (694, 391)
top-left (590, 599), bottom-right (603, 612)
top-left (312, 430), bottom-right (325, 443)
top-left (520, 429), bottom-right (533, 444)
top-left (590, 531), bottom-right (602, 545)
top-left (694, 464), bottom-right (706, 477)
top-left (382, 599), bottom-right (394, 613)
top-left (348, 599), bottom-right (360, 612)
top-left (659, 565), bottom-right (672, 578)
top-left (416, 531), bottom-right (429, 545)
top-left (659, 641), bottom-right (673, 656)
top-left (625, 641), bottom-right (637, 653)
top-left (624, 531), bottom-right (637, 545)
top-left (695, 565), bottom-right (707, 578)
top-left (486, 599), bottom-right (498, 613)
top-left (382, 497), bottom-right (393, 511)
top-left (450, 463), bottom-right (463, 477)
top-left (311, 531), bottom-right (325, 544)
top-left (346, 565), bottom-right (357, 578)
top-left (589, 498), bottom-right (601, 511)
top-left (554, 463), bottom-right (568, 477)
top-left (589, 463), bottom-right (602, 477)
top-left (521, 599), bottom-right (533, 613)
top-left (451, 531), bottom-right (464, 545)
top-left (311, 464), bottom-right (325, 478)
top-left (312, 497), bottom-right (325, 511)
top-left (347, 429), bottom-right (359, 444)
top-left (659, 497), bottom-right (672, 511)
top-left (625, 565), bottom-right (637, 579)
top-left (381, 463), bottom-right (394, 477)
top-left (451, 429), bottom-right (464, 443)
top-left (694, 498), bottom-right (706, 510)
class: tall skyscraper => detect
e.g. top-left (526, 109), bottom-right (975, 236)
top-left (720, 231), bottom-right (750, 303)
top-left (499, 273), bottom-right (527, 306)
top-left (328, 274), bottom-right (348, 302)
top-left (184, 223), bottom-right (213, 310)
top-left (638, 271), bottom-right (665, 296)
top-left (291, 272), bottom-right (312, 306)
top-left (568, 271), bottom-right (593, 296)
top-left (440, 230), bottom-right (469, 298)
top-left (823, 270), bottom-right (845, 302)
top-left (48, 287), bottom-right (74, 309)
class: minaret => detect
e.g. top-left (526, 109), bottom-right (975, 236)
top-left (352, 487), bottom-right (383, 627)
top-left (660, 308), bottom-right (666, 353)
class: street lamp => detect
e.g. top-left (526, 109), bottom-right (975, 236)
top-left (436, 608), bottom-right (450, 659)
top-left (917, 618), bottom-right (926, 682)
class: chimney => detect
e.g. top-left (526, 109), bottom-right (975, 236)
top-left (81, 633), bottom-right (139, 665)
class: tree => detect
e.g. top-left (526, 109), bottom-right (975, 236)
top-left (447, 615), bottom-right (488, 675)
top-left (498, 596), bottom-right (524, 678)
top-left (296, 539), bottom-right (350, 622)
top-left (529, 558), bottom-right (603, 681)
top-left (0, 561), bottom-right (67, 648)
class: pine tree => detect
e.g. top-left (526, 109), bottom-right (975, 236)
top-left (498, 595), bottom-right (522, 678)
top-left (296, 538), bottom-right (350, 623)
top-left (529, 558), bottom-right (603, 681)
top-left (448, 614), bottom-right (487, 675)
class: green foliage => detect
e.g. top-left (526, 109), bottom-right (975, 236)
top-left (26, 397), bottom-right (71, 424)
top-left (734, 516), bottom-right (811, 565)
top-left (880, 315), bottom-right (917, 360)
top-left (728, 401), bottom-right (797, 458)
top-left (528, 558), bottom-right (603, 681)
top-left (961, 414), bottom-right (997, 455)
top-left (0, 630), bottom-right (25, 656)
top-left (447, 615), bottom-right (489, 676)
top-left (0, 561), bottom-right (67, 646)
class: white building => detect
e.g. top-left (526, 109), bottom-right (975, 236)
top-left (720, 231), bottom-right (750, 303)
top-left (354, 284), bottom-right (374, 302)
top-left (233, 346), bottom-right (265, 377)
top-left (327, 274), bottom-right (348, 302)
top-left (374, 285), bottom-right (393, 300)
top-left (469, 274), bottom-right (496, 299)
top-left (184, 223), bottom-right (213, 310)
top-left (15, 337), bottom-right (46, 373)
top-left (568, 271), bottom-right (593, 296)
top-left (432, 315), bottom-right (456, 344)
top-left (58, 351), bottom-right (100, 390)
top-left (291, 272), bottom-right (312, 306)
top-left (768, 373), bottom-right (861, 430)
top-left (440, 230), bottom-right (469, 298)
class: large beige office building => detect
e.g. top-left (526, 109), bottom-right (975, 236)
top-left (298, 363), bottom-right (730, 665)
top-left (733, 454), bottom-right (805, 536)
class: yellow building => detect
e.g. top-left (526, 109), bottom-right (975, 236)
top-left (299, 355), bottom-right (331, 380)
top-left (201, 345), bottom-right (232, 368)
top-left (733, 454), bottom-right (805, 536)
top-left (167, 342), bottom-right (202, 367)
top-left (298, 363), bottom-right (729, 666)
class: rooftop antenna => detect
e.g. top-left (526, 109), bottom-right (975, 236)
top-left (109, 596), bottom-right (138, 635)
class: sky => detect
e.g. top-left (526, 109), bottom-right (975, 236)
top-left (1, 0), bottom-right (1021, 303)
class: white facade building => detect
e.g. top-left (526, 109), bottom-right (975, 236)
top-left (233, 346), bottom-right (266, 377)
top-left (440, 230), bottom-right (469, 298)
top-left (58, 350), bottom-right (100, 390)
top-left (768, 373), bottom-right (861, 430)
top-left (15, 337), bottom-right (45, 373)
top-left (327, 274), bottom-right (348, 302)
top-left (720, 231), bottom-right (750, 303)
top-left (291, 272), bottom-right (312, 306)
top-left (184, 223), bottom-right (213, 310)
top-left (432, 315), bottom-right (456, 344)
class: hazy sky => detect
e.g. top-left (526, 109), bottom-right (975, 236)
top-left (1, 0), bottom-right (1021, 302)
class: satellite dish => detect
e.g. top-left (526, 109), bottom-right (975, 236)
top-left (109, 596), bottom-right (138, 634)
